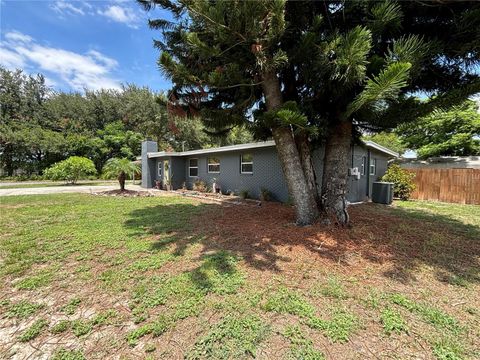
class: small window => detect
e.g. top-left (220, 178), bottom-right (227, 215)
top-left (361, 156), bottom-right (366, 176)
top-left (369, 158), bottom-right (376, 175)
top-left (158, 161), bottom-right (162, 177)
top-left (189, 158), bottom-right (198, 177)
top-left (241, 153), bottom-right (253, 174)
top-left (208, 157), bottom-right (220, 173)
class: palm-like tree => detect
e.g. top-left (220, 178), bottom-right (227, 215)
top-left (103, 158), bottom-right (140, 191)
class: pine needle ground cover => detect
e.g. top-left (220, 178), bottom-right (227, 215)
top-left (0, 194), bottom-right (478, 359)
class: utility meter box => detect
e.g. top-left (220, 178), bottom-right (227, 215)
top-left (372, 182), bottom-right (394, 205)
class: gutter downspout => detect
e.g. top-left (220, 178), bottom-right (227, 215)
top-left (366, 149), bottom-right (371, 198)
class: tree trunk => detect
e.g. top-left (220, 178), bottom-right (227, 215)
top-left (262, 70), bottom-right (319, 225)
top-left (296, 132), bottom-right (321, 207)
top-left (118, 171), bottom-right (126, 191)
top-left (321, 120), bottom-right (352, 225)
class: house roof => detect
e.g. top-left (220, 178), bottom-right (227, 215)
top-left (147, 139), bottom-right (399, 159)
top-left (363, 141), bottom-right (399, 158)
top-left (147, 141), bottom-right (276, 158)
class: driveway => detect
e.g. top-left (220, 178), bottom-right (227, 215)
top-left (0, 184), bottom-right (144, 196)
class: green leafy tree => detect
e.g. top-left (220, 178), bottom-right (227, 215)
top-left (139, 0), bottom-right (480, 225)
top-left (362, 132), bottom-right (406, 155)
top-left (102, 158), bottom-right (140, 191)
top-left (381, 164), bottom-right (416, 200)
top-left (43, 157), bottom-right (97, 184)
top-left (397, 100), bottom-right (480, 159)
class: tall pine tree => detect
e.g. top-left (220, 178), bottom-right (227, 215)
top-left (139, 0), bottom-right (480, 225)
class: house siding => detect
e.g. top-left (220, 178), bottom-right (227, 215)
top-left (142, 141), bottom-right (393, 203)
top-left (184, 147), bottom-right (289, 201)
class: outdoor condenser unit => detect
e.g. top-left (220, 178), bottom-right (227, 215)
top-left (372, 182), bottom-right (394, 205)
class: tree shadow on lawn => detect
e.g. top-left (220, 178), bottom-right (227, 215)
top-left (124, 201), bottom-right (479, 285)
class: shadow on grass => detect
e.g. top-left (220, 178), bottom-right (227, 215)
top-left (124, 203), bottom-right (209, 256)
top-left (123, 201), bottom-right (479, 285)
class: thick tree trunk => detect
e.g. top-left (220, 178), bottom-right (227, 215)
top-left (296, 132), bottom-right (321, 207)
top-left (321, 120), bottom-right (352, 225)
top-left (118, 171), bottom-right (126, 191)
top-left (262, 70), bottom-right (319, 225)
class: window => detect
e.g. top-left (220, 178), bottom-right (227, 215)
top-left (361, 156), bottom-right (366, 176)
top-left (369, 158), bottom-right (376, 175)
top-left (207, 157), bottom-right (220, 173)
top-left (189, 158), bottom-right (198, 177)
top-left (158, 161), bottom-right (162, 177)
top-left (241, 153), bottom-right (253, 174)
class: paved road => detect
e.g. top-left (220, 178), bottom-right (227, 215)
top-left (0, 185), bottom-right (144, 196)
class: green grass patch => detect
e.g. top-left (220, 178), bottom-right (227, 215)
top-left (306, 309), bottom-right (358, 343)
top-left (381, 308), bottom-right (408, 335)
top-left (187, 314), bottom-right (270, 359)
top-left (126, 315), bottom-right (171, 347)
top-left (4, 300), bottom-right (44, 319)
top-left (390, 294), bottom-right (460, 333)
top-left (51, 320), bottom-right (71, 334)
top-left (19, 319), bottom-right (48, 342)
top-left (432, 337), bottom-right (465, 360)
top-left (264, 287), bottom-right (315, 318)
top-left (188, 251), bottom-right (245, 295)
top-left (15, 270), bottom-right (54, 290)
top-left (71, 320), bottom-right (93, 337)
top-left (283, 325), bottom-right (325, 360)
top-left (61, 298), bottom-right (81, 315)
top-left (314, 276), bottom-right (347, 299)
top-left (92, 309), bottom-right (118, 326)
top-left (51, 348), bottom-right (86, 360)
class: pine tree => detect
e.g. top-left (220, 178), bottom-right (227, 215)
top-left (139, 0), bottom-right (319, 225)
top-left (282, 1), bottom-right (480, 223)
top-left (138, 0), bottom-right (480, 225)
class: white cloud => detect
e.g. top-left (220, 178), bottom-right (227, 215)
top-left (98, 5), bottom-right (140, 28)
top-left (50, 0), bottom-right (85, 16)
top-left (0, 31), bottom-right (121, 91)
top-left (5, 30), bottom-right (33, 43)
top-left (0, 46), bottom-right (26, 69)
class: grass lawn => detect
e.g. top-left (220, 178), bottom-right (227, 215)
top-left (0, 194), bottom-right (478, 359)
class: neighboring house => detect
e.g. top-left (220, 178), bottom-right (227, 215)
top-left (398, 156), bottom-right (480, 169)
top-left (141, 140), bottom-right (398, 203)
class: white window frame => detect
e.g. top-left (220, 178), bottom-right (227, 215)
top-left (240, 153), bottom-right (253, 174)
top-left (207, 157), bottom-right (220, 173)
top-left (189, 158), bottom-right (198, 177)
top-left (369, 158), bottom-right (376, 176)
top-left (158, 161), bottom-right (162, 177)
top-left (361, 156), bottom-right (366, 176)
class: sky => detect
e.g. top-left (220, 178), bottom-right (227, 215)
top-left (0, 0), bottom-right (172, 92)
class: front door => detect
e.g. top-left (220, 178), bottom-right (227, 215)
top-left (163, 160), bottom-right (170, 189)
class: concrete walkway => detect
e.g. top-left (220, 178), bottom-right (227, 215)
top-left (0, 184), bottom-right (144, 197)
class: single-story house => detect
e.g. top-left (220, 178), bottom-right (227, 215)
top-left (141, 139), bottom-right (398, 203)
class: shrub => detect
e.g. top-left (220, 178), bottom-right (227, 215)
top-left (239, 189), bottom-right (249, 199)
top-left (193, 179), bottom-right (207, 192)
top-left (260, 187), bottom-right (272, 201)
top-left (381, 164), bottom-right (416, 200)
top-left (43, 157), bottom-right (96, 184)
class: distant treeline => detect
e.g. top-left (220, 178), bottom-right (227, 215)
top-left (0, 67), bottom-right (252, 176)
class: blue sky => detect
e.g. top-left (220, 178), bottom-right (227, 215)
top-left (0, 0), bottom-right (172, 92)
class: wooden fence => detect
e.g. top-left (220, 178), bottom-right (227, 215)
top-left (407, 168), bottom-right (480, 205)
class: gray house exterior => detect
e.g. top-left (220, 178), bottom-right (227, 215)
top-left (141, 140), bottom-right (398, 203)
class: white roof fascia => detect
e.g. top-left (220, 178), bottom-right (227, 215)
top-left (363, 140), bottom-right (399, 158)
top-left (146, 139), bottom-right (398, 159)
